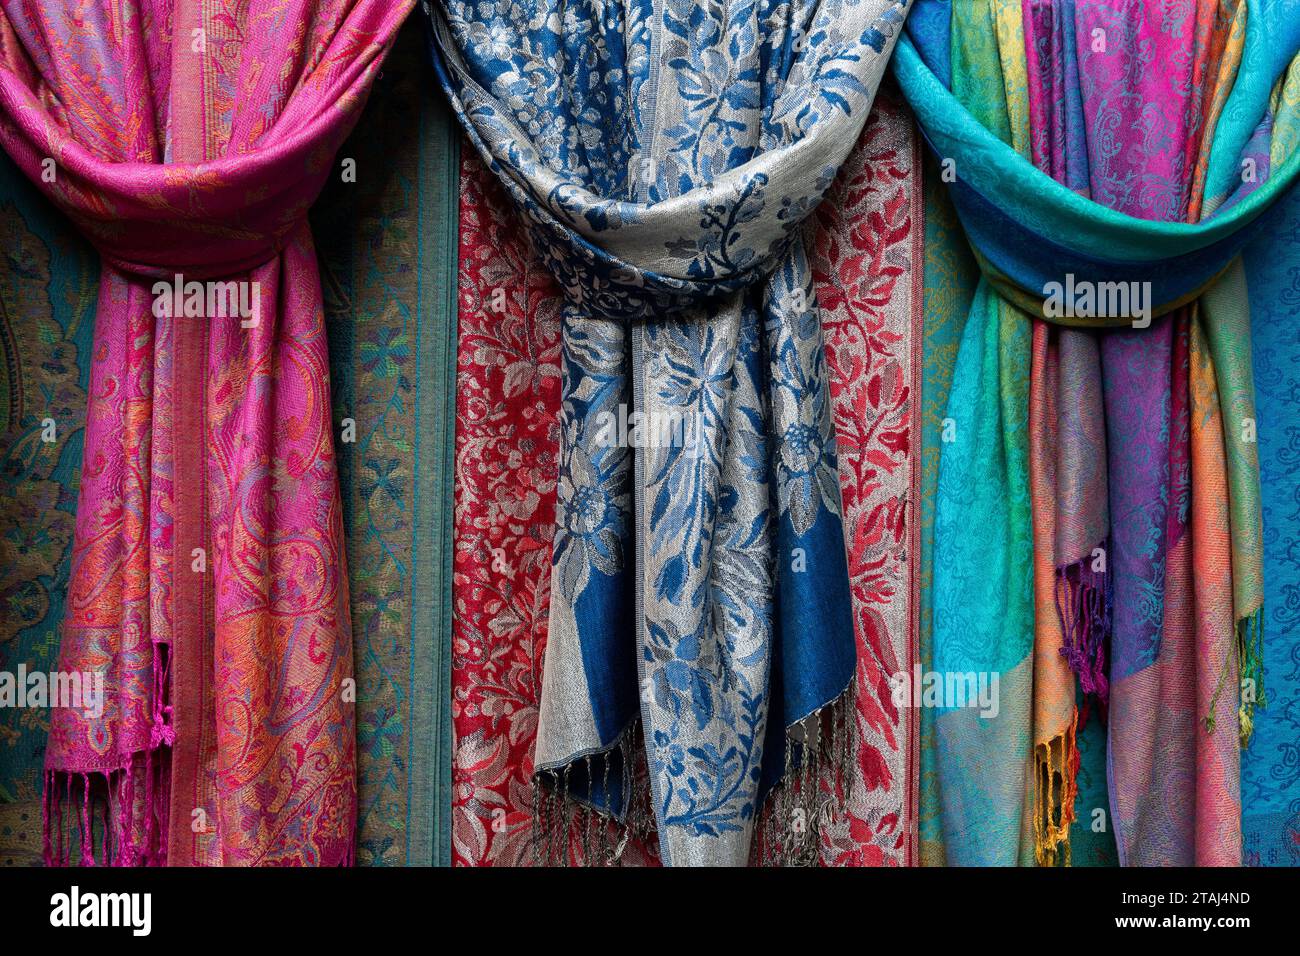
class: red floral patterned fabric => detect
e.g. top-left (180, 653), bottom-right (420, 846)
top-left (451, 154), bottom-right (563, 866)
top-left (811, 87), bottom-right (922, 867)
top-left (452, 88), bottom-right (922, 865)
top-left (451, 153), bottom-right (660, 867)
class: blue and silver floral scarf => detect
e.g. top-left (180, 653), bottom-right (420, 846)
top-left (427, 0), bottom-right (911, 865)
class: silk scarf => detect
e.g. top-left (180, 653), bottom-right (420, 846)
top-left (0, 148), bottom-right (98, 866)
top-left (898, 0), bottom-right (1300, 865)
top-left (450, 84), bottom-right (923, 866)
top-left (1241, 162), bottom-right (1300, 866)
top-left (0, 0), bottom-right (412, 865)
top-left (313, 19), bottom-right (461, 867)
top-left (432, 0), bottom-right (914, 864)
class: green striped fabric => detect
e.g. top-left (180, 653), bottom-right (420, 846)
top-left (313, 20), bottom-right (460, 867)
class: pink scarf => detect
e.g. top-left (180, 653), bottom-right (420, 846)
top-left (0, 0), bottom-right (411, 865)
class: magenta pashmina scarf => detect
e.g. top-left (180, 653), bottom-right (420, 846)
top-left (0, 0), bottom-right (412, 865)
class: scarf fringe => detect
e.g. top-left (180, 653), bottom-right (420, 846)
top-left (1236, 607), bottom-right (1266, 747)
top-left (751, 680), bottom-right (856, 868)
top-left (529, 682), bottom-right (857, 867)
top-left (1205, 608), bottom-right (1265, 744)
top-left (529, 720), bottom-right (656, 866)
top-left (43, 638), bottom-right (174, 867)
top-left (1032, 717), bottom-right (1078, 867)
top-left (42, 750), bottom-right (171, 867)
top-left (1055, 551), bottom-right (1111, 709)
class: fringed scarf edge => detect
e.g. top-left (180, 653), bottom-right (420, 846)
top-left (43, 639), bottom-right (174, 867)
top-left (528, 683), bottom-right (861, 867)
top-left (1032, 712), bottom-right (1078, 868)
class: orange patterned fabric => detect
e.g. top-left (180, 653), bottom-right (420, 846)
top-left (0, 0), bottom-right (412, 865)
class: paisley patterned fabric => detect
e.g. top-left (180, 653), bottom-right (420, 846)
top-left (430, 0), bottom-right (912, 865)
top-left (1023, 0), bottom-right (1225, 866)
top-left (0, 149), bottom-right (98, 866)
top-left (897, 0), bottom-right (1300, 865)
top-left (1242, 175), bottom-right (1300, 867)
top-left (313, 20), bottom-right (461, 867)
top-left (0, 0), bottom-right (412, 865)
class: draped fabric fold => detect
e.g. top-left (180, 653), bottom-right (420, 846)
top-left (0, 0), bottom-right (412, 865)
top-left (450, 86), bottom-right (925, 867)
top-left (898, 0), bottom-right (1300, 866)
top-left (431, 0), bottom-right (913, 864)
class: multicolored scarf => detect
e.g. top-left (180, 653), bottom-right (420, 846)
top-left (433, 0), bottom-right (914, 865)
top-left (7, 0), bottom-right (1293, 873)
top-left (0, 0), bottom-right (411, 865)
top-left (898, 0), bottom-right (1300, 865)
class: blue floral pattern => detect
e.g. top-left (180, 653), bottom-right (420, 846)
top-left (429, 0), bottom-right (911, 864)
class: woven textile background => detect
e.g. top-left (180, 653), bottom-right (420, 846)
top-left (314, 20), bottom-right (461, 867)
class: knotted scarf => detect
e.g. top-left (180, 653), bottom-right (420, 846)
top-left (431, 0), bottom-right (912, 865)
top-left (450, 85), bottom-right (924, 867)
top-left (0, 0), bottom-right (412, 865)
top-left (898, 0), bottom-right (1300, 866)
